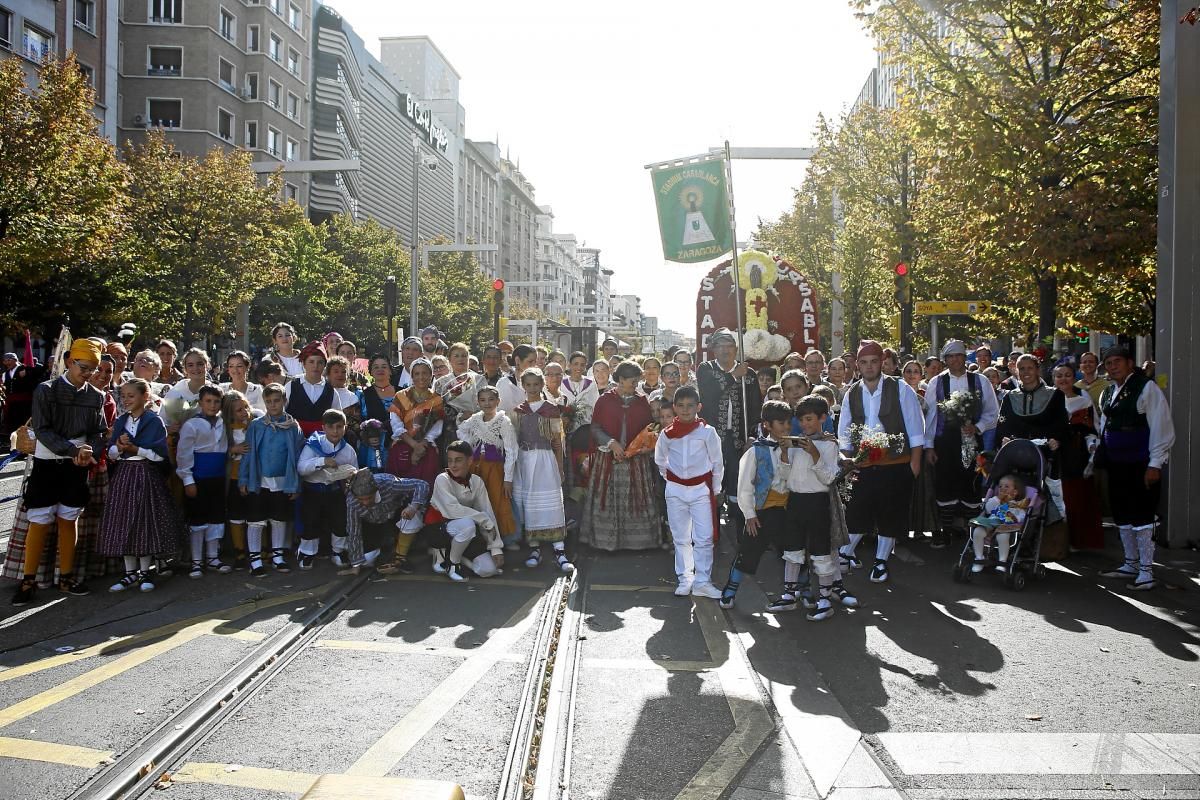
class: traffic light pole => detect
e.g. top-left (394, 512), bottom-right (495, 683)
top-left (899, 149), bottom-right (914, 356)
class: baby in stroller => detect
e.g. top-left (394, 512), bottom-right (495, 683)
top-left (969, 474), bottom-right (1029, 573)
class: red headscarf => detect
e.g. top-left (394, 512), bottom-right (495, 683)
top-left (299, 340), bottom-right (327, 363)
top-left (857, 339), bottom-right (884, 360)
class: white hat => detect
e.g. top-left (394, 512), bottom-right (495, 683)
top-left (941, 340), bottom-right (967, 358)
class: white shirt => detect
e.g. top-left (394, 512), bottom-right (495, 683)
top-left (285, 376), bottom-right (327, 405)
top-left (735, 438), bottom-right (790, 520)
top-left (107, 413), bottom-right (165, 462)
top-left (1097, 376), bottom-right (1175, 469)
top-left (297, 438), bottom-right (358, 484)
top-left (390, 408), bottom-right (444, 444)
top-left (175, 414), bottom-right (226, 486)
top-left (837, 377), bottom-right (926, 453)
top-left (430, 473), bottom-right (502, 555)
top-left (785, 439), bottom-right (839, 495)
top-left (220, 381), bottom-right (266, 412)
top-left (277, 353), bottom-right (302, 378)
top-left (164, 379), bottom-right (211, 403)
top-left (922, 369), bottom-right (1000, 448)
top-left (653, 422), bottom-right (724, 494)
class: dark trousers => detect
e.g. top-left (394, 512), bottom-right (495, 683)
top-left (1106, 461), bottom-right (1160, 526)
top-left (732, 505), bottom-right (802, 575)
top-left (846, 463), bottom-right (915, 537)
top-left (933, 430), bottom-right (982, 514)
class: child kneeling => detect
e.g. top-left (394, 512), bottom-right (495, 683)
top-left (969, 473), bottom-right (1028, 573)
top-left (427, 441), bottom-right (505, 581)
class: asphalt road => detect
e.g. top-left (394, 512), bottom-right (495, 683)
top-left (0, 501), bottom-right (1197, 799)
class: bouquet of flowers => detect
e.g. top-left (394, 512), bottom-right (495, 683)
top-left (560, 404), bottom-right (580, 432)
top-left (847, 424), bottom-right (907, 466)
top-left (938, 389), bottom-right (984, 468)
top-left (160, 397), bottom-right (199, 428)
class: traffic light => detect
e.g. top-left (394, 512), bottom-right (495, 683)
top-left (383, 275), bottom-right (397, 320)
top-left (893, 262), bottom-right (911, 306)
top-left (492, 278), bottom-right (505, 342)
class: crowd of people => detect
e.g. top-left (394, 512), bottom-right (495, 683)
top-left (0, 322), bottom-right (1176, 618)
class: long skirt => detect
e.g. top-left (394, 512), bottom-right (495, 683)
top-left (473, 459), bottom-right (517, 537)
top-left (1062, 475), bottom-right (1104, 549)
top-left (512, 449), bottom-right (566, 544)
top-left (98, 460), bottom-right (186, 556)
top-left (386, 439), bottom-right (440, 488)
top-left (1, 464), bottom-right (118, 583)
top-left (579, 451), bottom-right (661, 551)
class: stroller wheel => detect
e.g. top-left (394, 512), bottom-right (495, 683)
top-left (1008, 570), bottom-right (1028, 591)
top-left (1034, 565), bottom-right (1046, 580)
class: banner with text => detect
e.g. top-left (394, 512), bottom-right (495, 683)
top-left (651, 158), bottom-right (733, 264)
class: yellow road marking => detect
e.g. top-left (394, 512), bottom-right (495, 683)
top-left (313, 639), bottom-right (523, 662)
top-left (172, 761), bottom-right (318, 793)
top-left (0, 735), bottom-right (113, 768)
top-left (674, 602), bottom-right (776, 800)
top-left (346, 591), bottom-right (545, 777)
top-left (584, 657), bottom-right (716, 672)
top-left (0, 585), bottom-right (329, 683)
top-left (589, 583), bottom-right (677, 593)
top-left (0, 587), bottom-right (331, 728)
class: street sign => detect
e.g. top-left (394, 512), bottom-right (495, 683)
top-left (913, 300), bottom-right (993, 315)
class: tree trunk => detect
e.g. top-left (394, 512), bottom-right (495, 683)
top-left (1037, 272), bottom-right (1058, 345)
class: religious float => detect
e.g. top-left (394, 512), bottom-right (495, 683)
top-left (694, 250), bottom-right (821, 365)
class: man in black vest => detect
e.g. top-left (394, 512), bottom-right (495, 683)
top-left (836, 340), bottom-right (925, 583)
top-left (923, 340), bottom-right (999, 548)
top-left (1096, 345), bottom-right (1175, 590)
top-left (697, 328), bottom-right (761, 541)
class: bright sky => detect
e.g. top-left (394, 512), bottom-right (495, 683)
top-left (328, 0), bottom-right (878, 334)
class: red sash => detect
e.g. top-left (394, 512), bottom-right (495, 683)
top-left (666, 469), bottom-right (719, 543)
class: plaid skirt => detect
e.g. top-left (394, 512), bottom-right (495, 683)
top-left (2, 463), bottom-right (120, 582)
top-left (579, 451), bottom-right (661, 551)
top-left (98, 460), bottom-right (186, 557)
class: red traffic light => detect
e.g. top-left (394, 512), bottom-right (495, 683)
top-left (492, 278), bottom-right (505, 292)
top-left (894, 262), bottom-right (909, 277)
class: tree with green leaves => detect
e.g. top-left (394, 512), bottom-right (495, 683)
top-left (0, 54), bottom-right (127, 284)
top-left (855, 0), bottom-right (1159, 340)
top-left (117, 132), bottom-right (295, 346)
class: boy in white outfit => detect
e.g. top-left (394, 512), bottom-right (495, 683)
top-left (654, 385), bottom-right (724, 598)
top-left (427, 440), bottom-right (505, 581)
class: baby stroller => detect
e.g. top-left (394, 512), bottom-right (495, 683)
top-left (951, 438), bottom-right (1054, 590)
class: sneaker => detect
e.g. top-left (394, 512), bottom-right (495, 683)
top-left (432, 555), bottom-right (449, 575)
top-left (766, 594), bottom-right (798, 613)
top-left (806, 597), bottom-right (835, 621)
top-left (691, 583), bottom-right (723, 599)
top-left (207, 557), bottom-right (233, 574)
top-left (1128, 574), bottom-right (1157, 591)
top-left (110, 572), bottom-right (141, 592)
top-left (798, 590), bottom-right (818, 610)
top-left (297, 554), bottom-right (315, 571)
top-left (10, 578), bottom-right (36, 607)
top-left (1099, 563), bottom-right (1138, 579)
top-left (555, 551), bottom-right (575, 573)
top-left (930, 531), bottom-right (947, 550)
top-left (970, 560), bottom-right (985, 574)
top-left (869, 560), bottom-right (889, 583)
top-left (188, 560), bottom-right (204, 579)
top-left (58, 578), bottom-right (90, 596)
top-left (718, 593), bottom-right (735, 610)
top-left (138, 574), bottom-right (156, 592)
top-left (829, 580), bottom-right (859, 608)
top-left (447, 563), bottom-right (468, 582)
top-left (674, 582), bottom-right (693, 597)
top-left (524, 548), bottom-right (542, 569)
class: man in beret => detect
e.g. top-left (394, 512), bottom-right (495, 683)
top-left (837, 340), bottom-right (925, 583)
top-left (697, 328), bottom-right (761, 542)
top-left (923, 339), bottom-right (999, 548)
top-left (1096, 345), bottom-right (1175, 590)
top-left (11, 339), bottom-right (107, 605)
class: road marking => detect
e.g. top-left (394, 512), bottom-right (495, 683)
top-left (346, 591), bottom-right (545, 777)
top-left (0, 586), bottom-right (327, 684)
top-left (172, 761), bottom-right (318, 793)
top-left (314, 638), bottom-right (524, 663)
top-left (674, 602), bottom-right (776, 800)
top-left (0, 597), bottom-right (68, 631)
top-left (589, 583), bottom-right (677, 593)
top-left (0, 735), bottom-right (113, 767)
top-left (585, 657), bottom-right (716, 672)
top-left (876, 732), bottom-right (1200, 775)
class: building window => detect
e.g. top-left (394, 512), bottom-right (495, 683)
top-left (0, 9), bottom-right (11, 50)
top-left (266, 126), bottom-right (280, 157)
top-left (284, 182), bottom-right (298, 201)
top-left (147, 98), bottom-right (182, 128)
top-left (75, 0), bottom-right (95, 32)
top-left (148, 46), bottom-right (182, 76)
top-left (286, 47), bottom-right (299, 76)
top-left (245, 120), bottom-right (258, 148)
top-left (150, 0), bottom-right (183, 24)
top-left (246, 24), bottom-right (259, 52)
top-left (285, 137), bottom-right (297, 161)
top-left (217, 108), bottom-right (233, 141)
top-left (267, 78), bottom-right (280, 108)
top-left (268, 33), bottom-right (281, 62)
top-left (286, 91), bottom-right (299, 119)
top-left (219, 8), bottom-right (235, 41)
top-left (268, 0), bottom-right (280, 14)
top-left (288, 3), bottom-right (301, 31)
top-left (244, 72), bottom-right (258, 99)
top-left (218, 58), bottom-right (235, 91)
top-left (77, 61), bottom-right (95, 88)
top-left (22, 25), bottom-right (51, 62)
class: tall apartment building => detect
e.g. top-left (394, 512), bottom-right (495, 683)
top-left (534, 207), bottom-right (585, 324)
top-left (611, 294), bottom-right (642, 343)
top-left (458, 139), bottom-right (500, 277)
top-left (4, 0), bottom-right (119, 140)
top-left (307, 3), bottom-right (455, 245)
top-left (578, 246), bottom-right (613, 335)
top-left (117, 0), bottom-right (312, 203)
top-left (498, 156), bottom-right (540, 307)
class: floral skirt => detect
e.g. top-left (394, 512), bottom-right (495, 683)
top-left (579, 451), bottom-right (661, 551)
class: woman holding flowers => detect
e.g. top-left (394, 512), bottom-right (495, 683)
top-left (387, 358), bottom-right (444, 488)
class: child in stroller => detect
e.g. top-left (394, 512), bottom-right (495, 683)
top-left (953, 438), bottom-right (1049, 589)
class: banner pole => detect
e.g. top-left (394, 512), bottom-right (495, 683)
top-left (724, 140), bottom-right (749, 445)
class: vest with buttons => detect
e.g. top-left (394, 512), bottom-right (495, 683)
top-left (846, 376), bottom-right (910, 458)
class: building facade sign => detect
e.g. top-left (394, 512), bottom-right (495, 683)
top-left (401, 93), bottom-right (449, 153)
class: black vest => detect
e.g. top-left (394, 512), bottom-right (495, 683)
top-left (846, 376), bottom-right (910, 457)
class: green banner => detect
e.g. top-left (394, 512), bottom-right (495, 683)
top-left (651, 158), bottom-right (733, 264)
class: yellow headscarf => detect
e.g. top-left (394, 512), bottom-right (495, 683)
top-left (68, 338), bottom-right (103, 364)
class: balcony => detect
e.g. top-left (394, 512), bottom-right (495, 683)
top-left (148, 65), bottom-right (181, 77)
